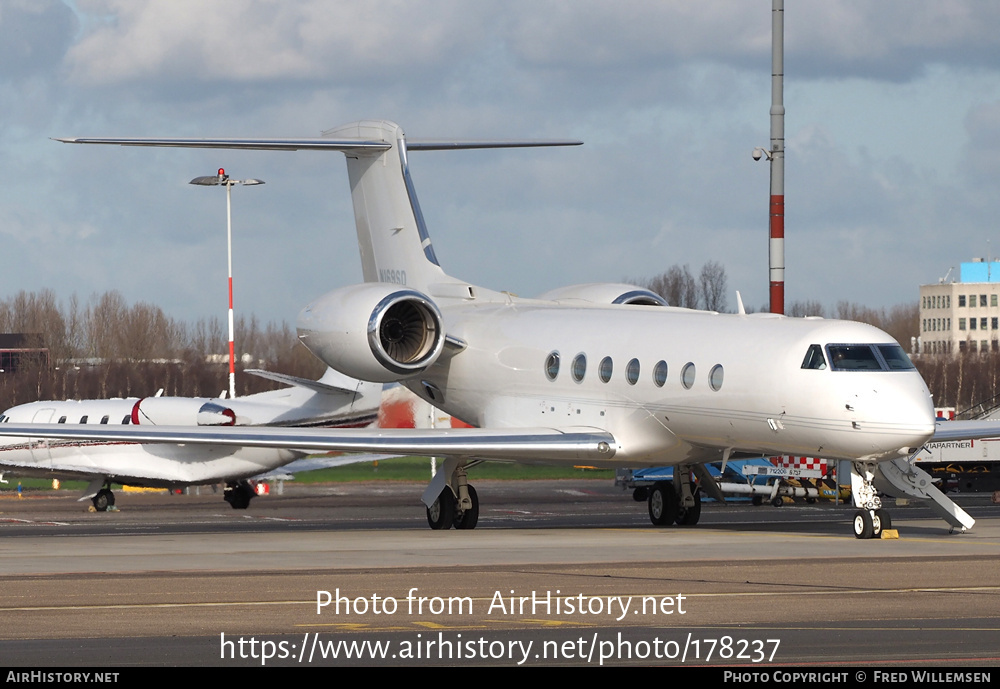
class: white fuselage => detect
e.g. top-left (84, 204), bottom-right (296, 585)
top-left (401, 300), bottom-right (936, 467)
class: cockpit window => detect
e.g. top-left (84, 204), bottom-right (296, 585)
top-left (826, 344), bottom-right (914, 372)
top-left (801, 344), bottom-right (827, 370)
top-left (877, 344), bottom-right (915, 370)
top-left (827, 345), bottom-right (882, 371)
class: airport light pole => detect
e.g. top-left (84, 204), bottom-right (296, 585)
top-left (190, 169), bottom-right (264, 399)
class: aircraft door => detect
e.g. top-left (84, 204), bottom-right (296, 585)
top-left (29, 408), bottom-right (55, 465)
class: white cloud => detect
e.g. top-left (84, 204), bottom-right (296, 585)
top-left (66, 0), bottom-right (491, 85)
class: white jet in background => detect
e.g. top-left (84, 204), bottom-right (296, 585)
top-left (0, 368), bottom-right (380, 510)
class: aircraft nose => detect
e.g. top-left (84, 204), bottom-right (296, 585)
top-left (871, 376), bottom-right (936, 453)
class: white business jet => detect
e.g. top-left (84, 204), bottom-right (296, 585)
top-left (0, 368), bottom-right (380, 510)
top-left (1, 120), bottom-right (986, 536)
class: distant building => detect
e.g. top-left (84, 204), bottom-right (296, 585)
top-left (919, 259), bottom-right (1000, 354)
top-left (0, 334), bottom-right (49, 372)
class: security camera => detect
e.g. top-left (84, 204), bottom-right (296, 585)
top-left (752, 147), bottom-right (770, 161)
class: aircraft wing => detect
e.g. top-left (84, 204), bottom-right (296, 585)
top-left (253, 453), bottom-right (400, 479)
top-left (0, 424), bottom-right (616, 463)
top-left (930, 420), bottom-right (1000, 443)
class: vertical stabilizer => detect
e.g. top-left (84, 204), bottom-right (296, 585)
top-left (322, 120), bottom-right (455, 295)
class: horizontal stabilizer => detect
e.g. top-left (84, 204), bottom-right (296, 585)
top-left (54, 137), bottom-right (391, 152)
top-left (244, 368), bottom-right (356, 396)
top-left (407, 139), bottom-right (582, 150)
top-left (55, 137), bottom-right (581, 153)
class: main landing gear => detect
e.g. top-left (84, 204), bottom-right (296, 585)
top-left (224, 480), bottom-right (256, 510)
top-left (423, 459), bottom-right (479, 530)
top-left (647, 465), bottom-right (702, 527)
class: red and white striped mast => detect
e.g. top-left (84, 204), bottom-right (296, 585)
top-left (768, 0), bottom-right (785, 314)
top-left (190, 169), bottom-right (264, 399)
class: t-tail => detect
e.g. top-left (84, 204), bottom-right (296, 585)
top-left (57, 120), bottom-right (580, 297)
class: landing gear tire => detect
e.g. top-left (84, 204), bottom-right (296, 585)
top-left (632, 487), bottom-right (648, 502)
top-left (224, 481), bottom-right (254, 510)
top-left (875, 509), bottom-right (891, 531)
top-left (751, 495), bottom-right (763, 506)
top-left (853, 509), bottom-right (874, 539)
top-left (806, 497), bottom-right (817, 504)
top-left (647, 482), bottom-right (678, 526)
top-left (454, 485), bottom-right (479, 530)
top-left (92, 488), bottom-right (115, 512)
top-left (675, 490), bottom-right (702, 526)
top-left (426, 488), bottom-right (455, 530)
top-left (771, 496), bottom-right (784, 507)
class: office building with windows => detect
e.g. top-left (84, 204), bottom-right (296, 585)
top-left (919, 259), bottom-right (1000, 354)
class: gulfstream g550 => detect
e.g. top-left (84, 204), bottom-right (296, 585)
top-left (1, 120), bottom-right (982, 536)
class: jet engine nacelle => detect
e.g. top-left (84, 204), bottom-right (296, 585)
top-left (536, 283), bottom-right (668, 306)
top-left (132, 398), bottom-right (237, 426)
top-left (296, 283), bottom-right (445, 383)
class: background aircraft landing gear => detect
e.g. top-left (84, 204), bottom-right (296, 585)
top-left (91, 487), bottom-right (115, 512)
top-left (224, 480), bottom-right (255, 510)
top-left (647, 482), bottom-right (678, 526)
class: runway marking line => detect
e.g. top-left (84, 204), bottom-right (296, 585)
top-left (0, 518), bottom-right (72, 526)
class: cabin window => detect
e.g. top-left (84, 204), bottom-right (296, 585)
top-left (709, 364), bottom-right (725, 391)
top-left (122, 416), bottom-right (131, 425)
top-left (652, 360), bottom-right (667, 387)
top-left (625, 358), bottom-right (640, 385)
top-left (681, 362), bottom-right (696, 389)
top-left (545, 351), bottom-right (560, 381)
top-left (571, 353), bottom-right (587, 383)
top-left (58, 416), bottom-right (67, 423)
top-left (100, 415), bottom-right (110, 424)
top-left (79, 415), bottom-right (88, 424)
top-left (598, 356), bottom-right (613, 383)
top-left (801, 344), bottom-right (827, 370)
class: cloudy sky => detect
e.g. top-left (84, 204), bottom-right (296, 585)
top-left (2, 1), bottom-right (1000, 326)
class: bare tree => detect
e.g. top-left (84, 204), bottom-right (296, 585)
top-left (786, 300), bottom-right (826, 318)
top-left (643, 264), bottom-right (699, 308)
top-left (698, 261), bottom-right (728, 312)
